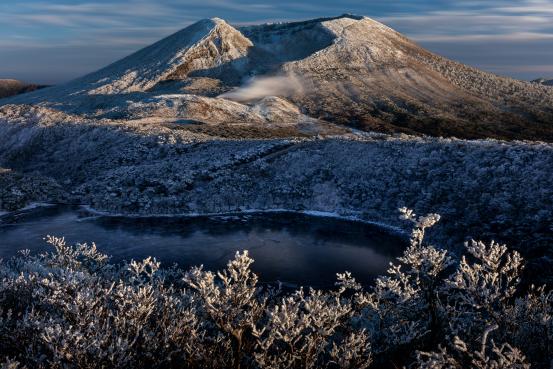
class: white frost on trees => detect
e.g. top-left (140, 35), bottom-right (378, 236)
top-left (0, 209), bottom-right (551, 368)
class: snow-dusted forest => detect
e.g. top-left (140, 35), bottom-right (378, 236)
top-left (1, 210), bottom-right (551, 368)
top-left (2, 104), bottom-right (552, 286)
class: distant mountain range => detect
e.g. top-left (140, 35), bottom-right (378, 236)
top-left (3, 14), bottom-right (553, 141)
top-left (0, 79), bottom-right (49, 99)
top-left (532, 78), bottom-right (553, 86)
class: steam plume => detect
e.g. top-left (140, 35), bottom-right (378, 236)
top-left (219, 74), bottom-right (305, 102)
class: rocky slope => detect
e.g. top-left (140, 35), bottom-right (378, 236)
top-left (279, 16), bottom-right (553, 140)
top-left (3, 15), bottom-right (553, 141)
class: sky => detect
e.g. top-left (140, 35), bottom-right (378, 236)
top-left (1, 0), bottom-right (553, 84)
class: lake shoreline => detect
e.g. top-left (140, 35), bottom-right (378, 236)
top-left (80, 204), bottom-right (409, 239)
top-left (2, 202), bottom-right (408, 239)
top-left (1, 203), bottom-right (408, 288)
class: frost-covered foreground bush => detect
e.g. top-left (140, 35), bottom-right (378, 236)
top-left (1, 210), bottom-right (551, 369)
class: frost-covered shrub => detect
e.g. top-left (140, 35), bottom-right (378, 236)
top-left (1, 210), bottom-right (551, 368)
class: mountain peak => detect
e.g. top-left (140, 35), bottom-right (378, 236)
top-left (191, 17), bottom-right (228, 28)
top-left (210, 17), bottom-right (227, 24)
top-left (329, 13), bottom-right (365, 21)
top-left (79, 17), bottom-right (250, 94)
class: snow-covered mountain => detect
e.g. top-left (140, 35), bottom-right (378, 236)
top-left (3, 14), bottom-right (553, 141)
top-left (86, 18), bottom-right (252, 95)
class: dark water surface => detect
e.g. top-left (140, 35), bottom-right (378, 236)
top-left (0, 205), bottom-right (407, 287)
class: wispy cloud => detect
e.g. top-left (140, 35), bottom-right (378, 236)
top-left (410, 32), bottom-right (553, 42)
top-left (1, 1), bottom-right (188, 28)
top-left (380, 0), bottom-right (553, 42)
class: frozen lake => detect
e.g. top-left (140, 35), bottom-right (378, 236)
top-left (0, 205), bottom-right (406, 287)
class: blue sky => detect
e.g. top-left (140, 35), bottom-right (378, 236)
top-left (1, 0), bottom-right (553, 84)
